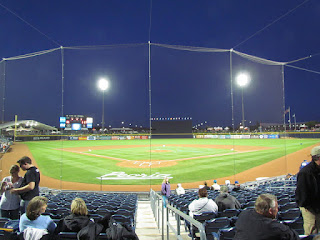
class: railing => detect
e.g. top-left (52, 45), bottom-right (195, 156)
top-left (150, 189), bottom-right (207, 240)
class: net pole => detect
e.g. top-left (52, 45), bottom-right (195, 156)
top-left (148, 41), bottom-right (152, 189)
top-left (1, 60), bottom-right (6, 123)
top-left (282, 65), bottom-right (288, 180)
top-left (230, 49), bottom-right (237, 178)
top-left (60, 46), bottom-right (65, 190)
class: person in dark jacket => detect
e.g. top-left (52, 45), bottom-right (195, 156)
top-left (234, 194), bottom-right (299, 240)
top-left (295, 146), bottom-right (320, 235)
top-left (55, 198), bottom-right (91, 233)
top-left (214, 185), bottom-right (241, 211)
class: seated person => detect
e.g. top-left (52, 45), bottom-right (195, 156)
top-left (234, 194), bottom-right (299, 240)
top-left (55, 197), bottom-right (91, 233)
top-left (188, 188), bottom-right (218, 217)
top-left (215, 185), bottom-right (241, 211)
top-left (233, 180), bottom-right (241, 191)
top-left (176, 183), bottom-right (185, 196)
top-left (211, 179), bottom-right (220, 191)
top-left (203, 182), bottom-right (211, 191)
top-left (19, 196), bottom-right (56, 234)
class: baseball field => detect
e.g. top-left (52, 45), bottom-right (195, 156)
top-left (2, 137), bottom-right (317, 191)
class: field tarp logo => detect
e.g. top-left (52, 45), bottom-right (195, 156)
top-left (97, 172), bottom-right (172, 180)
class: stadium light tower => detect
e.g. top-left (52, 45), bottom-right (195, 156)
top-left (98, 78), bottom-right (109, 130)
top-left (236, 72), bottom-right (250, 130)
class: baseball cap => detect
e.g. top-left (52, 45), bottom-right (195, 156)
top-left (213, 180), bottom-right (217, 183)
top-left (311, 146), bottom-right (320, 157)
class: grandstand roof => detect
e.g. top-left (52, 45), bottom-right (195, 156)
top-left (0, 120), bottom-right (57, 131)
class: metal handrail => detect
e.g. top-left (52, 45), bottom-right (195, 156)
top-left (150, 189), bottom-right (207, 240)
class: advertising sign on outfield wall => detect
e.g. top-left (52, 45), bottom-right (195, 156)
top-left (87, 136), bottom-right (96, 140)
top-left (111, 136), bottom-right (119, 140)
top-left (79, 137), bottom-right (87, 140)
top-left (69, 136), bottom-right (79, 140)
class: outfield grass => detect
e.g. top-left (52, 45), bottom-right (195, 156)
top-left (24, 138), bottom-right (320, 185)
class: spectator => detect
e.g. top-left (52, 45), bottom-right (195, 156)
top-left (203, 181), bottom-right (211, 191)
top-left (296, 146), bottom-right (320, 235)
top-left (300, 159), bottom-right (310, 170)
top-left (55, 198), bottom-right (91, 233)
top-left (233, 180), bottom-right (241, 191)
top-left (161, 177), bottom-right (171, 208)
top-left (0, 165), bottom-right (23, 219)
top-left (188, 188), bottom-right (218, 217)
top-left (11, 156), bottom-right (40, 214)
top-left (215, 185), bottom-right (241, 211)
top-left (211, 179), bottom-right (220, 191)
top-left (225, 180), bottom-right (234, 192)
top-left (234, 194), bottom-right (299, 240)
top-left (176, 183), bottom-right (185, 196)
top-left (19, 196), bottom-right (56, 234)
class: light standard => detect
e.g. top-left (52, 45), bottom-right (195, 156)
top-left (97, 78), bottom-right (109, 130)
top-left (236, 72), bottom-right (250, 130)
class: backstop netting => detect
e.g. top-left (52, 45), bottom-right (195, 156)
top-left (0, 43), bottom-right (318, 191)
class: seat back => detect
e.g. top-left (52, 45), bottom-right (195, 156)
top-left (279, 208), bottom-right (301, 221)
top-left (219, 227), bottom-right (236, 240)
top-left (219, 209), bottom-right (241, 218)
top-left (205, 217), bottom-right (231, 234)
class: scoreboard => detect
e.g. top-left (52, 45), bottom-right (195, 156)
top-left (60, 115), bottom-right (93, 130)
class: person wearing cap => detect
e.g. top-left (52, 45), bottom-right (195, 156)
top-left (211, 180), bottom-right (220, 191)
top-left (11, 156), bottom-right (40, 215)
top-left (215, 185), bottom-right (241, 211)
top-left (300, 159), bottom-right (310, 170)
top-left (175, 183), bottom-right (185, 196)
top-left (295, 146), bottom-right (320, 235)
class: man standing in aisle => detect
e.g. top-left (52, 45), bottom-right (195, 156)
top-left (11, 156), bottom-right (40, 214)
top-left (295, 146), bottom-right (320, 235)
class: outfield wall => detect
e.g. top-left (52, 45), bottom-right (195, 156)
top-left (14, 132), bottom-right (320, 142)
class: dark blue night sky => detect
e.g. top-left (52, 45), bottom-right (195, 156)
top-left (0, 0), bottom-right (319, 128)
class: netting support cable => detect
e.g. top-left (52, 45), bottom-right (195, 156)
top-left (286, 64), bottom-right (320, 75)
top-left (233, 50), bottom-right (285, 66)
top-left (0, 2), bottom-right (61, 47)
top-left (151, 43), bottom-right (229, 53)
top-left (4, 48), bottom-right (60, 61)
top-left (64, 43), bottom-right (146, 50)
top-left (1, 60), bottom-right (6, 123)
top-left (232, 0), bottom-right (311, 50)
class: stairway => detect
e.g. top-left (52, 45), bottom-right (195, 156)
top-left (135, 200), bottom-right (190, 240)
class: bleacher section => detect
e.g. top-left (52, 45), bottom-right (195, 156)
top-left (0, 192), bottom-right (138, 239)
top-left (166, 179), bottom-right (303, 239)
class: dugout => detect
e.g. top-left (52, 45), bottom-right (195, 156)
top-left (151, 120), bottom-right (192, 138)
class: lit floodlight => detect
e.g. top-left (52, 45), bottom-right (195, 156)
top-left (98, 78), bottom-right (109, 91)
top-left (236, 73), bottom-right (250, 87)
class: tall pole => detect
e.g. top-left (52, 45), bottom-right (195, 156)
top-left (241, 88), bottom-right (245, 129)
top-left (102, 91), bottom-right (105, 129)
top-left (293, 114), bottom-right (297, 131)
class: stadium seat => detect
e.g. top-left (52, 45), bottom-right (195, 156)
top-left (204, 217), bottom-right (231, 240)
top-left (279, 208), bottom-right (301, 221)
top-left (286, 217), bottom-right (304, 235)
top-left (218, 209), bottom-right (241, 218)
top-left (219, 227), bottom-right (236, 240)
top-left (58, 232), bottom-right (78, 239)
top-left (280, 202), bottom-right (298, 211)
